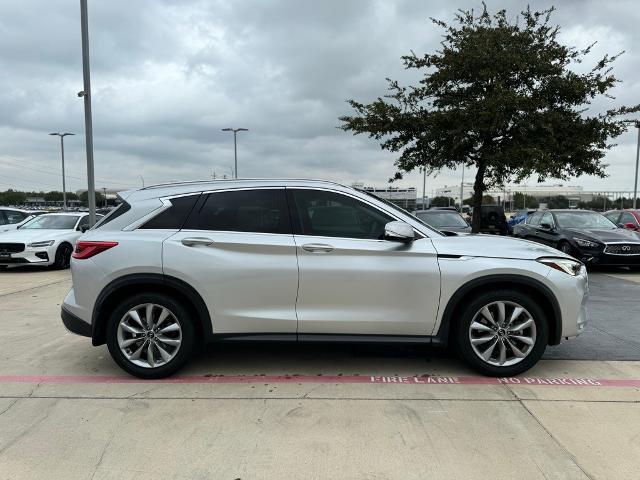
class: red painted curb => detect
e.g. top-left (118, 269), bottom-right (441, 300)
top-left (0, 374), bottom-right (639, 387)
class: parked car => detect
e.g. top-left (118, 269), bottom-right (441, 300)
top-left (478, 205), bottom-right (508, 235)
top-left (507, 209), bottom-right (536, 234)
top-left (603, 209), bottom-right (640, 232)
top-left (0, 212), bottom-right (101, 269)
top-left (61, 180), bottom-right (588, 379)
top-left (414, 209), bottom-right (471, 233)
top-left (0, 208), bottom-right (32, 233)
top-left (512, 209), bottom-right (640, 268)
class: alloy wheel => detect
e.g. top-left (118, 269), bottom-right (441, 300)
top-left (468, 301), bottom-right (537, 367)
top-left (116, 303), bottom-right (183, 368)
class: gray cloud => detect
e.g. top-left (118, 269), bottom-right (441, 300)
top-left (1, 0), bottom-right (639, 196)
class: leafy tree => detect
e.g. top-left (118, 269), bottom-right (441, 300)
top-left (429, 195), bottom-right (454, 207)
top-left (0, 189), bottom-right (26, 206)
top-left (513, 192), bottom-right (539, 209)
top-left (44, 191), bottom-right (63, 202)
top-left (79, 191), bottom-right (104, 206)
top-left (339, 5), bottom-right (639, 232)
top-left (546, 195), bottom-right (570, 209)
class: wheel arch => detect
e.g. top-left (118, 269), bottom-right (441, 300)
top-left (437, 274), bottom-right (563, 346)
top-left (91, 273), bottom-right (212, 346)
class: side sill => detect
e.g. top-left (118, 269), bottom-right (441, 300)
top-left (209, 333), bottom-right (441, 345)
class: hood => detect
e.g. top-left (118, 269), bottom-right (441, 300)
top-left (0, 229), bottom-right (76, 243)
top-left (564, 228), bottom-right (640, 244)
top-left (430, 234), bottom-right (571, 260)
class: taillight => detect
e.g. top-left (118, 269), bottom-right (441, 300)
top-left (72, 241), bottom-right (118, 259)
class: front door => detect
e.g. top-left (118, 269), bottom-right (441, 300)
top-left (163, 188), bottom-right (299, 334)
top-left (287, 188), bottom-right (441, 336)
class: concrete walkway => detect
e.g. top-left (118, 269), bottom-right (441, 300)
top-left (0, 270), bottom-right (638, 479)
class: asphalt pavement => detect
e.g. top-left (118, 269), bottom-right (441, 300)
top-left (0, 268), bottom-right (639, 479)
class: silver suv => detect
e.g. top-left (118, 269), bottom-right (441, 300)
top-left (61, 179), bottom-right (588, 379)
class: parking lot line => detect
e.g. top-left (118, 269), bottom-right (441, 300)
top-left (1, 374), bottom-right (639, 387)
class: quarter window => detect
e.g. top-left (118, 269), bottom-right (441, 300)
top-left (142, 195), bottom-right (200, 230)
top-left (184, 189), bottom-right (290, 234)
top-left (289, 189), bottom-right (394, 239)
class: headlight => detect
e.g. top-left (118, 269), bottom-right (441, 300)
top-left (538, 257), bottom-right (583, 276)
top-left (573, 237), bottom-right (599, 248)
top-left (27, 240), bottom-right (55, 248)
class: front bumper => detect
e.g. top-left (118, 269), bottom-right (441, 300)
top-left (576, 249), bottom-right (640, 266)
top-left (61, 306), bottom-right (92, 337)
top-left (0, 246), bottom-right (54, 266)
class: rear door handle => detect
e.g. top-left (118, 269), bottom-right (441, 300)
top-left (301, 243), bottom-right (334, 253)
top-left (181, 237), bottom-right (214, 247)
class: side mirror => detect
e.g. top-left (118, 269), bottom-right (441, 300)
top-left (384, 221), bottom-right (414, 243)
top-left (80, 225), bottom-right (89, 233)
top-left (539, 222), bottom-right (553, 231)
top-left (624, 222), bottom-right (636, 230)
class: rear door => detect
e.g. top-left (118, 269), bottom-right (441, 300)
top-left (162, 188), bottom-right (299, 334)
top-left (288, 188), bottom-right (440, 336)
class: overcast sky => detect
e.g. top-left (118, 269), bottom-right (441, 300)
top-left (1, 0), bottom-right (639, 195)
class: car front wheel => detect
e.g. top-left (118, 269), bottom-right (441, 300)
top-left (106, 293), bottom-right (195, 379)
top-left (455, 289), bottom-right (548, 377)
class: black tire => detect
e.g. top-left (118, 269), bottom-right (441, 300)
top-left (52, 243), bottom-right (73, 269)
top-left (557, 241), bottom-right (573, 256)
top-left (454, 289), bottom-right (548, 377)
top-left (106, 293), bottom-right (195, 379)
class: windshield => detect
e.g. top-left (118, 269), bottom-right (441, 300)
top-left (20, 215), bottom-right (79, 230)
top-left (355, 189), bottom-right (444, 236)
top-left (416, 211), bottom-right (468, 228)
top-left (554, 211), bottom-right (617, 230)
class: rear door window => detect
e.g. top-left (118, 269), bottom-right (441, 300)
top-left (184, 189), bottom-right (290, 234)
top-left (604, 211), bottom-right (621, 224)
top-left (4, 210), bottom-right (26, 224)
top-left (527, 212), bottom-right (543, 226)
top-left (620, 212), bottom-right (637, 226)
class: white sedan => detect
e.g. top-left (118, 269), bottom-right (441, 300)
top-left (0, 213), bottom-right (101, 269)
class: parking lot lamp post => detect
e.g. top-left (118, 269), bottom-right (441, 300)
top-left (79, 0), bottom-right (96, 225)
top-left (634, 124), bottom-right (639, 209)
top-left (222, 128), bottom-right (248, 179)
top-left (49, 132), bottom-right (74, 210)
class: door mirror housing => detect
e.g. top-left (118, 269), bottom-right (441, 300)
top-left (624, 222), bottom-right (636, 230)
top-left (80, 225), bottom-right (89, 233)
top-left (384, 221), bottom-right (414, 243)
top-left (539, 222), bottom-right (553, 231)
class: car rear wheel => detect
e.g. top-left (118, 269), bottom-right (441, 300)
top-left (455, 289), bottom-right (548, 376)
top-left (52, 243), bottom-right (73, 269)
top-left (106, 293), bottom-right (195, 379)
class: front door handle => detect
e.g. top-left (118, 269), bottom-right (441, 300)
top-left (301, 243), bottom-right (334, 253)
top-left (181, 237), bottom-right (214, 247)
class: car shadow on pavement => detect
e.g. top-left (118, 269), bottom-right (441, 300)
top-left (183, 341), bottom-right (465, 377)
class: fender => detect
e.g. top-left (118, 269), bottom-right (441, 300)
top-left (436, 274), bottom-right (563, 346)
top-left (91, 273), bottom-right (212, 346)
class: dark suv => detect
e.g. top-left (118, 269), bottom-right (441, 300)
top-left (478, 205), bottom-right (508, 235)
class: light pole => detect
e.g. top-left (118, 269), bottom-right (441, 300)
top-left (49, 132), bottom-right (74, 210)
top-left (222, 127), bottom-right (248, 179)
top-left (460, 163), bottom-right (465, 209)
top-left (634, 124), bottom-right (639, 209)
top-left (422, 167), bottom-right (426, 210)
top-left (79, 0), bottom-right (96, 225)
